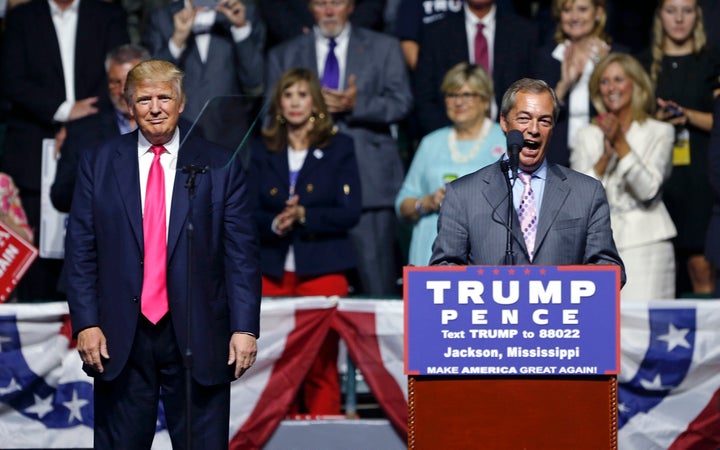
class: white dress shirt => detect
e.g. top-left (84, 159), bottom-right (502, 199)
top-left (49, 0), bottom-right (79, 123)
top-left (137, 128), bottom-right (180, 238)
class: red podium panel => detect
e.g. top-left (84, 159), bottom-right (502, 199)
top-left (408, 375), bottom-right (617, 449)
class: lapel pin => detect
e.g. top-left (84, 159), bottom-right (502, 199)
top-left (306, 184), bottom-right (314, 193)
top-left (270, 187), bottom-right (278, 196)
top-left (313, 149), bottom-right (324, 159)
top-left (343, 184), bottom-right (350, 195)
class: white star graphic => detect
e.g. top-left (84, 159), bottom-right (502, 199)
top-left (618, 402), bottom-right (631, 413)
top-left (63, 389), bottom-right (89, 423)
top-left (0, 335), bottom-right (11, 351)
top-left (0, 378), bottom-right (22, 395)
top-left (657, 323), bottom-right (691, 352)
top-left (639, 374), bottom-right (669, 391)
top-left (25, 393), bottom-right (54, 419)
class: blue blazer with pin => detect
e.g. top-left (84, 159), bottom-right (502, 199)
top-left (251, 132), bottom-right (362, 279)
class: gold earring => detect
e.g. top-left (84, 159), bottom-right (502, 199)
top-left (309, 115), bottom-right (316, 123)
top-left (317, 112), bottom-right (326, 120)
top-left (276, 114), bottom-right (285, 124)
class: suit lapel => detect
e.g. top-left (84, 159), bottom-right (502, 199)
top-left (533, 165), bottom-right (570, 255)
top-left (113, 133), bottom-right (143, 251)
top-left (345, 29), bottom-right (366, 90)
top-left (38, 1), bottom-right (64, 83)
top-left (301, 34), bottom-right (318, 77)
top-left (296, 147), bottom-right (323, 186)
top-left (167, 134), bottom-right (204, 262)
top-left (482, 164), bottom-right (527, 253)
top-left (268, 149), bottom-right (290, 195)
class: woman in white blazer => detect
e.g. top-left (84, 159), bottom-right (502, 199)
top-left (571, 53), bottom-right (676, 301)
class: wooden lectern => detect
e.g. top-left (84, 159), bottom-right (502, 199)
top-left (404, 266), bottom-right (621, 450)
top-left (408, 375), bottom-right (617, 449)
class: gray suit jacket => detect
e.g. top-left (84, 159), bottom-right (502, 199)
top-left (430, 160), bottom-right (626, 283)
top-left (266, 27), bottom-right (413, 208)
top-left (142, 1), bottom-right (265, 120)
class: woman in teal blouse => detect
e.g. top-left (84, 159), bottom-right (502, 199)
top-left (395, 63), bottom-right (506, 266)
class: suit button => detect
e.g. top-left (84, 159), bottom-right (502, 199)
top-left (140, 260), bottom-right (144, 266)
top-left (132, 296), bottom-right (139, 303)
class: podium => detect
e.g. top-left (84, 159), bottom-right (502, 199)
top-left (404, 266), bottom-right (621, 449)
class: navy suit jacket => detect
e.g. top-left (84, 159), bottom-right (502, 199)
top-left (252, 133), bottom-right (362, 279)
top-left (414, 9), bottom-right (537, 135)
top-left (430, 160), bottom-right (626, 285)
top-left (65, 128), bottom-right (261, 384)
top-left (0, 0), bottom-right (129, 192)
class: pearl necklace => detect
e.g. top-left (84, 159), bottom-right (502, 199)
top-left (448, 118), bottom-right (492, 164)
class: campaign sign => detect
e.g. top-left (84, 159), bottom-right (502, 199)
top-left (404, 265), bottom-right (620, 376)
top-left (0, 221), bottom-right (38, 302)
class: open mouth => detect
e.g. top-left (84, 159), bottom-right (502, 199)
top-left (524, 140), bottom-right (540, 150)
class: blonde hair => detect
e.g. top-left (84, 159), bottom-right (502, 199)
top-left (262, 68), bottom-right (334, 152)
top-left (124, 59), bottom-right (185, 105)
top-left (649, 0), bottom-right (706, 84)
top-left (552, 0), bottom-right (609, 44)
top-left (441, 63), bottom-right (494, 117)
top-left (589, 53), bottom-right (655, 122)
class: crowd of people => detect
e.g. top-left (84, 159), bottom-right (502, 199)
top-left (1, 0), bottom-right (720, 420)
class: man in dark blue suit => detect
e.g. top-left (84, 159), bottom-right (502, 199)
top-left (414, 0), bottom-right (537, 135)
top-left (65, 59), bottom-right (261, 449)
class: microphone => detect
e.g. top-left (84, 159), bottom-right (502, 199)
top-left (507, 130), bottom-right (523, 180)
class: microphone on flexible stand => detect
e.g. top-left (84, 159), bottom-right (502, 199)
top-left (507, 129), bottom-right (523, 181)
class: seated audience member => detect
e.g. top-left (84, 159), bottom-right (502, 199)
top-left (51, 44), bottom-right (150, 213)
top-left (572, 53), bottom-right (675, 301)
top-left (639, 0), bottom-right (720, 296)
top-left (533, 0), bottom-right (625, 167)
top-left (253, 68), bottom-right (362, 415)
top-left (414, 0), bottom-right (537, 134)
top-left (396, 63), bottom-right (505, 266)
top-left (142, 0), bottom-right (265, 153)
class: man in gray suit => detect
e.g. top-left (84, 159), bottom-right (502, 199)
top-left (142, 0), bottom-right (264, 153)
top-left (266, 0), bottom-right (413, 296)
top-left (431, 78), bottom-right (625, 283)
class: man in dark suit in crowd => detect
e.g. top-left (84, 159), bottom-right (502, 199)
top-left (414, 0), bottom-right (537, 135)
top-left (431, 78), bottom-right (625, 284)
top-left (51, 44), bottom-right (150, 213)
top-left (65, 59), bottom-right (261, 448)
top-left (1, 0), bottom-right (129, 301)
top-left (266, 0), bottom-right (412, 296)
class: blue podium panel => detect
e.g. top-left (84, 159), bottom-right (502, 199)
top-left (404, 265), bottom-right (620, 376)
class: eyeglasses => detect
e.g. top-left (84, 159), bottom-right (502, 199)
top-left (311, 0), bottom-right (348, 9)
top-left (445, 92), bottom-right (481, 101)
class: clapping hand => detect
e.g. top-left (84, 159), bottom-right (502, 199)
top-left (217, 0), bottom-right (248, 28)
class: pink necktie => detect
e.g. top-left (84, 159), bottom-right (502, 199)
top-left (518, 172), bottom-right (538, 260)
top-left (474, 23), bottom-right (489, 73)
top-left (141, 145), bottom-right (168, 324)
